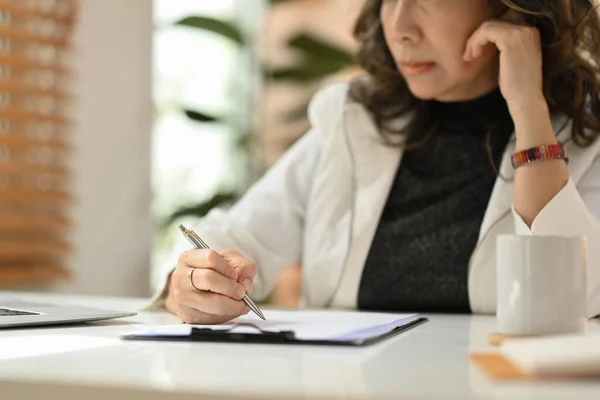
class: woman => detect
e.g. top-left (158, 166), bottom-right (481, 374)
top-left (153, 0), bottom-right (600, 324)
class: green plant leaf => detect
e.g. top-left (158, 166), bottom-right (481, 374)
top-left (265, 67), bottom-right (325, 83)
top-left (184, 109), bottom-right (222, 123)
top-left (176, 16), bottom-right (244, 45)
top-left (237, 132), bottom-right (254, 149)
top-left (265, 60), bottom-right (346, 83)
top-left (287, 33), bottom-right (355, 65)
top-left (164, 192), bottom-right (238, 226)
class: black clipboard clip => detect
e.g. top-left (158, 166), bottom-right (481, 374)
top-left (190, 323), bottom-right (297, 344)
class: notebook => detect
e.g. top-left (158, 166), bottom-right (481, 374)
top-left (471, 333), bottom-right (600, 380)
top-left (123, 310), bottom-right (427, 346)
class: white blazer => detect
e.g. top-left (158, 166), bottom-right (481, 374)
top-left (153, 81), bottom-right (600, 317)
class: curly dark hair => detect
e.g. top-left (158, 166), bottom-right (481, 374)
top-left (351, 0), bottom-right (600, 150)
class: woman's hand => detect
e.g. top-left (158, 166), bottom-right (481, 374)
top-left (464, 14), bottom-right (569, 227)
top-left (464, 14), bottom-right (558, 148)
top-left (463, 18), bottom-right (545, 113)
top-left (165, 249), bottom-right (257, 324)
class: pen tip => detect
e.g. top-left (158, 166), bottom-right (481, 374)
top-left (179, 224), bottom-right (187, 233)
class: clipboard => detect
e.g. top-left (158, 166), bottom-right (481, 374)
top-left (122, 317), bottom-right (428, 347)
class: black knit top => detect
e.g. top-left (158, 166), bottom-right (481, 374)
top-left (357, 88), bottom-right (514, 313)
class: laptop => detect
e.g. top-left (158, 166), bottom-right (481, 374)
top-left (0, 298), bottom-right (136, 329)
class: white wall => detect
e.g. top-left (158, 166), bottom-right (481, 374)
top-left (54, 0), bottom-right (153, 297)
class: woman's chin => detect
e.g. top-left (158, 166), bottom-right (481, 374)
top-left (405, 84), bottom-right (440, 101)
top-left (406, 81), bottom-right (470, 102)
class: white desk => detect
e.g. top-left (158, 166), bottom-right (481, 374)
top-left (0, 292), bottom-right (599, 400)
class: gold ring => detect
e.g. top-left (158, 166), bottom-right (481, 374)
top-left (188, 268), bottom-right (202, 292)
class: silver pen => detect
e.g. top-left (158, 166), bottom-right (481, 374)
top-left (179, 224), bottom-right (266, 320)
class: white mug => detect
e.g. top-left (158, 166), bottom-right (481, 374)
top-left (496, 234), bottom-right (588, 336)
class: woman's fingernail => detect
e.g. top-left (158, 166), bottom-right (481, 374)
top-left (242, 279), bottom-right (253, 293)
top-left (245, 306), bottom-right (250, 314)
top-left (236, 286), bottom-right (246, 299)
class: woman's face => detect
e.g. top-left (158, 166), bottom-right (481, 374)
top-left (380, 0), bottom-right (502, 102)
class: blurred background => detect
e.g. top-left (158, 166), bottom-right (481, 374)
top-left (0, 0), bottom-right (363, 301)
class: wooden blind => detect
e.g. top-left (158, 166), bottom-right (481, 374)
top-left (0, 0), bottom-right (77, 286)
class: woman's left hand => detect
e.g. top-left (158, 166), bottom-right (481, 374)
top-left (464, 19), bottom-right (544, 110)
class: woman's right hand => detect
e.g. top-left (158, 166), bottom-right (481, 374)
top-left (165, 248), bottom-right (257, 324)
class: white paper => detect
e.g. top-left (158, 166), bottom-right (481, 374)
top-left (134, 310), bottom-right (418, 342)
